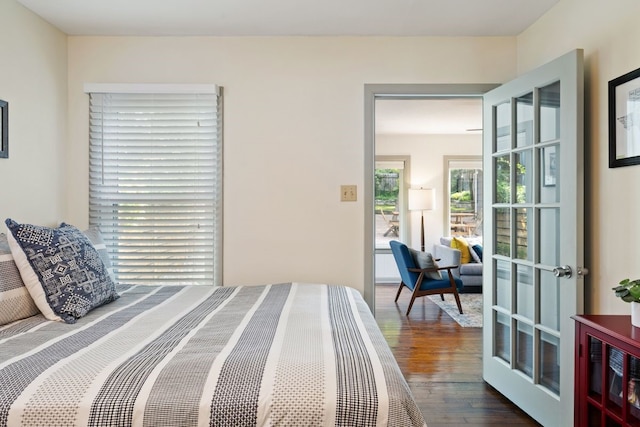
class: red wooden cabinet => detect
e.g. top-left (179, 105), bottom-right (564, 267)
top-left (574, 315), bottom-right (640, 426)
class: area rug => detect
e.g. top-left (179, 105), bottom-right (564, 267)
top-left (427, 293), bottom-right (483, 327)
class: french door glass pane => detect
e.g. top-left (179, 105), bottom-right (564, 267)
top-left (515, 150), bottom-right (533, 203)
top-left (540, 145), bottom-right (560, 202)
top-left (540, 331), bottom-right (560, 394)
top-left (496, 101), bottom-right (511, 152)
top-left (516, 264), bottom-right (534, 320)
top-left (495, 311), bottom-right (511, 363)
top-left (516, 321), bottom-right (534, 378)
top-left (516, 208), bottom-right (532, 261)
top-left (540, 81), bottom-right (561, 143)
top-left (539, 208), bottom-right (560, 266)
top-left (540, 270), bottom-right (560, 330)
top-left (516, 92), bottom-right (534, 148)
top-left (496, 259), bottom-right (511, 310)
top-left (495, 155), bottom-right (511, 203)
top-left (495, 208), bottom-right (510, 257)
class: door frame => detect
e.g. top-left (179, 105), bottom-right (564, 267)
top-left (364, 83), bottom-right (499, 312)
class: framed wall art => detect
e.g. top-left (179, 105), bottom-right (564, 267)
top-left (0, 99), bottom-right (7, 159)
top-left (543, 145), bottom-right (557, 186)
top-left (609, 67), bottom-right (640, 168)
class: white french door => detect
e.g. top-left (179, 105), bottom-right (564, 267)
top-left (482, 50), bottom-right (586, 426)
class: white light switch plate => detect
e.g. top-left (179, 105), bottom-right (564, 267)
top-left (341, 185), bottom-right (357, 201)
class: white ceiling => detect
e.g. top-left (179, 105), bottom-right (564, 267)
top-left (16, 0), bottom-right (556, 135)
top-left (17, 0), bottom-right (558, 37)
top-left (375, 98), bottom-right (483, 135)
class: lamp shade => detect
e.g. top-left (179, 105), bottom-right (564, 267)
top-left (408, 188), bottom-right (435, 211)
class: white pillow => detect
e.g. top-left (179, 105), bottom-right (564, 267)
top-left (440, 236), bottom-right (453, 246)
top-left (0, 234), bottom-right (39, 325)
top-left (466, 236), bottom-right (483, 246)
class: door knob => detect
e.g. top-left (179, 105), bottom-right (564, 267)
top-left (553, 265), bottom-right (572, 278)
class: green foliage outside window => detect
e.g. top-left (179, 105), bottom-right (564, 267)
top-left (450, 169), bottom-right (479, 214)
top-left (495, 158), bottom-right (527, 204)
top-left (451, 190), bottom-right (471, 202)
top-left (375, 168), bottom-right (399, 212)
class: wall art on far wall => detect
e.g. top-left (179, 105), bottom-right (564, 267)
top-left (0, 99), bottom-right (6, 158)
top-left (543, 145), bottom-right (557, 186)
top-left (609, 66), bottom-right (640, 168)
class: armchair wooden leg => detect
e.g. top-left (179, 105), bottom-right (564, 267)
top-left (394, 282), bottom-right (404, 302)
top-left (452, 289), bottom-right (463, 314)
top-left (406, 279), bottom-right (424, 315)
top-left (440, 293), bottom-right (444, 301)
top-left (446, 270), bottom-right (464, 314)
top-left (406, 295), bottom-right (417, 315)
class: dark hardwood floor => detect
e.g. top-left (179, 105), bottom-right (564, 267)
top-left (375, 284), bottom-right (540, 426)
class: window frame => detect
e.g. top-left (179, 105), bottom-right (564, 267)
top-left (84, 83), bottom-right (223, 286)
top-left (374, 155), bottom-right (411, 252)
top-left (443, 155), bottom-right (482, 238)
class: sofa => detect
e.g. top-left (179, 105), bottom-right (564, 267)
top-left (433, 236), bottom-right (483, 293)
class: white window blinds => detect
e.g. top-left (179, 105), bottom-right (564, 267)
top-left (88, 88), bottom-right (222, 286)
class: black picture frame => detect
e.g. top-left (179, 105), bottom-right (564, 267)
top-left (543, 145), bottom-right (557, 186)
top-left (0, 99), bottom-right (7, 159)
top-left (609, 67), bottom-right (640, 168)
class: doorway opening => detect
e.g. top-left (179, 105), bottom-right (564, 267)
top-left (363, 84), bottom-right (498, 312)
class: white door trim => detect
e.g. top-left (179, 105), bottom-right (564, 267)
top-left (363, 83), bottom-right (499, 312)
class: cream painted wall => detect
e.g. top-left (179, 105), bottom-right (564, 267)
top-left (0, 1), bottom-right (67, 226)
top-left (376, 133), bottom-right (482, 248)
top-left (66, 36), bottom-right (515, 294)
top-left (4, 0), bottom-right (633, 311)
top-left (518, 0), bottom-right (640, 314)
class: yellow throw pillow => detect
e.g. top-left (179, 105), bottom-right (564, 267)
top-left (451, 236), bottom-right (471, 264)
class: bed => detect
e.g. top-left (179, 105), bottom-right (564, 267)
top-left (0, 282), bottom-right (426, 426)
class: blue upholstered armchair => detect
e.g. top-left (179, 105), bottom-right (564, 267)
top-left (389, 240), bottom-right (464, 316)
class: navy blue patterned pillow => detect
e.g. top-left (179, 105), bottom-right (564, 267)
top-left (471, 244), bottom-right (483, 262)
top-left (82, 226), bottom-right (115, 281)
top-left (5, 219), bottom-right (119, 324)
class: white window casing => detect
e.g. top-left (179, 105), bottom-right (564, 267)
top-left (87, 85), bottom-right (222, 285)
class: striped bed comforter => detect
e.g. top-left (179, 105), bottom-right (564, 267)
top-left (0, 283), bottom-right (426, 426)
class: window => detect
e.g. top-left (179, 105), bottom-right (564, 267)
top-left (375, 158), bottom-right (407, 249)
top-left (87, 84), bottom-right (222, 285)
top-left (445, 156), bottom-right (482, 237)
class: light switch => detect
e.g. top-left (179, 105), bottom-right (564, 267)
top-left (341, 185), bottom-right (357, 201)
